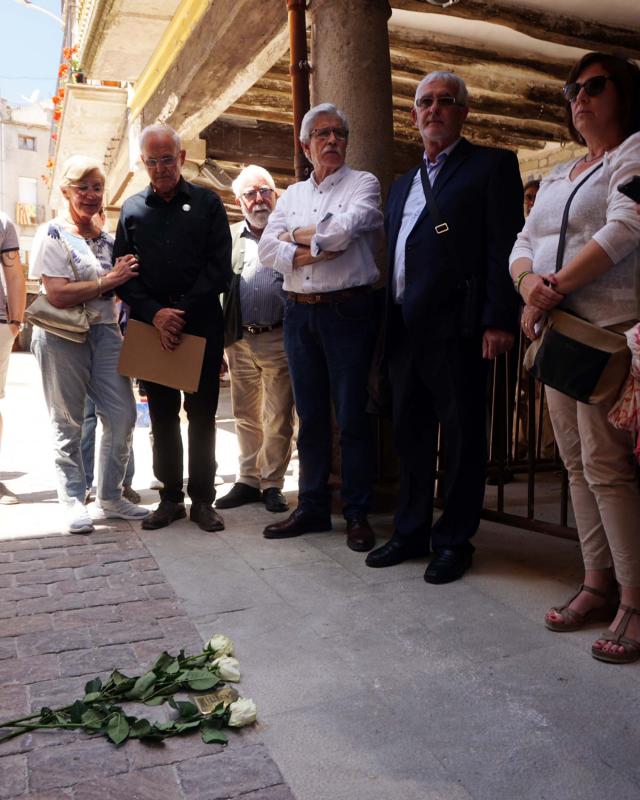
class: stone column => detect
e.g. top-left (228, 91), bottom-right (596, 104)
top-left (310, 0), bottom-right (395, 199)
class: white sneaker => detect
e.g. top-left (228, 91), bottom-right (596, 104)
top-left (95, 497), bottom-right (151, 520)
top-left (66, 500), bottom-right (94, 534)
top-left (0, 481), bottom-right (19, 505)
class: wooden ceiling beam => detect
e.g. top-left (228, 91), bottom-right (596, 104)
top-left (391, 0), bottom-right (640, 59)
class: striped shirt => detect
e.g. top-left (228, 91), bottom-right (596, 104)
top-left (238, 225), bottom-right (286, 326)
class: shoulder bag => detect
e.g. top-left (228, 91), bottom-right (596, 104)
top-left (524, 163), bottom-right (631, 404)
top-left (25, 231), bottom-right (96, 344)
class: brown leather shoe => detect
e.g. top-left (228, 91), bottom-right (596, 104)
top-left (141, 500), bottom-right (186, 530)
top-left (346, 515), bottom-right (376, 552)
top-left (263, 507), bottom-right (331, 539)
top-left (190, 502), bottom-right (225, 532)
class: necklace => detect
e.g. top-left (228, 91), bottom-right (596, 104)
top-left (583, 151), bottom-right (604, 164)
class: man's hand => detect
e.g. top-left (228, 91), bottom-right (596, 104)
top-left (292, 246), bottom-right (342, 270)
top-left (482, 328), bottom-right (515, 360)
top-left (152, 307), bottom-right (185, 351)
top-left (279, 226), bottom-right (316, 247)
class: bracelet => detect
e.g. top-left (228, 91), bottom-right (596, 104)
top-left (8, 319), bottom-right (22, 325)
top-left (96, 276), bottom-right (103, 296)
top-left (514, 270), bottom-right (533, 295)
top-left (291, 227), bottom-right (300, 244)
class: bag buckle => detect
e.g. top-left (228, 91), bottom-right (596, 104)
top-left (435, 222), bottom-right (449, 235)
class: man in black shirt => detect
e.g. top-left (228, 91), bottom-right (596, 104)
top-left (115, 124), bottom-right (232, 531)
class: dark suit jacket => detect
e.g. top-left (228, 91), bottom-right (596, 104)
top-left (385, 137), bottom-right (523, 341)
top-left (221, 221), bottom-right (247, 348)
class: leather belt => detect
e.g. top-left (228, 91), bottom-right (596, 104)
top-left (242, 321), bottom-right (283, 335)
top-left (286, 285), bottom-right (370, 305)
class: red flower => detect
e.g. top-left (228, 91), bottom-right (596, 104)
top-left (53, 109), bottom-right (61, 122)
top-left (51, 133), bottom-right (58, 141)
top-left (58, 87), bottom-right (65, 99)
top-left (51, 95), bottom-right (60, 105)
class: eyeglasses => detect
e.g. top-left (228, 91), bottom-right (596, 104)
top-left (416, 95), bottom-right (460, 109)
top-left (69, 182), bottom-right (104, 194)
top-left (562, 75), bottom-right (614, 103)
top-left (309, 127), bottom-right (348, 141)
top-left (241, 187), bottom-right (274, 201)
top-left (143, 155), bottom-right (178, 169)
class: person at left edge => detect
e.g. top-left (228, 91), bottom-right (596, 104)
top-left (115, 124), bottom-right (232, 532)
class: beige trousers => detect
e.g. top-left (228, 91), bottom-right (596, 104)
top-left (546, 386), bottom-right (640, 586)
top-left (225, 328), bottom-right (294, 490)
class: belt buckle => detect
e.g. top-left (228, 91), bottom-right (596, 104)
top-left (246, 324), bottom-right (259, 335)
top-left (435, 222), bottom-right (449, 235)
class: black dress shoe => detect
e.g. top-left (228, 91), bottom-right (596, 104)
top-left (263, 507), bottom-right (331, 539)
top-left (142, 500), bottom-right (186, 530)
top-left (424, 547), bottom-right (472, 584)
top-left (190, 502), bottom-right (225, 532)
top-left (346, 515), bottom-right (376, 552)
top-left (215, 482), bottom-right (261, 509)
top-left (263, 487), bottom-right (289, 513)
top-left (365, 536), bottom-right (429, 568)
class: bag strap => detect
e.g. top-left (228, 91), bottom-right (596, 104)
top-left (56, 228), bottom-right (83, 282)
top-left (419, 161), bottom-right (466, 287)
top-left (555, 162), bottom-right (603, 272)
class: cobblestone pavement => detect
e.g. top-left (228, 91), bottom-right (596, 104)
top-left (0, 527), bottom-right (295, 800)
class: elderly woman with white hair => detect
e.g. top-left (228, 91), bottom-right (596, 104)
top-left (30, 155), bottom-right (149, 533)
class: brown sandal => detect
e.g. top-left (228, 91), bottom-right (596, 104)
top-left (544, 584), bottom-right (618, 632)
top-left (592, 605), bottom-right (640, 664)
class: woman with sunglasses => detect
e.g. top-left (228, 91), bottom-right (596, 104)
top-left (509, 52), bottom-right (640, 664)
top-left (30, 156), bottom-right (149, 534)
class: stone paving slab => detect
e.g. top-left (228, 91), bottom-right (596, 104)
top-left (0, 529), bottom-right (295, 800)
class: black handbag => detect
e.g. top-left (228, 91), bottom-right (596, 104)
top-left (526, 163), bottom-right (630, 404)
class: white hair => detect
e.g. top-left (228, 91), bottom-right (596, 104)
top-left (414, 71), bottom-right (468, 107)
top-left (139, 124), bottom-right (181, 151)
top-left (231, 165), bottom-right (276, 198)
top-left (299, 103), bottom-right (349, 144)
top-left (59, 155), bottom-right (105, 188)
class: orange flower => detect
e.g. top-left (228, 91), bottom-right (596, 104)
top-left (58, 63), bottom-right (69, 77)
top-left (53, 109), bottom-right (61, 122)
top-left (51, 95), bottom-right (60, 105)
top-left (58, 87), bottom-right (65, 99)
top-left (46, 159), bottom-right (54, 169)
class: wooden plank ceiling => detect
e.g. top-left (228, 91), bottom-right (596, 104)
top-left (198, 1), bottom-right (640, 221)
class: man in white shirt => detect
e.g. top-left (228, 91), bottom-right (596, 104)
top-left (0, 213), bottom-right (26, 504)
top-left (258, 103), bottom-right (383, 551)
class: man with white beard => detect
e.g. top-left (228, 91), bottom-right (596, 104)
top-left (216, 165), bottom-right (294, 513)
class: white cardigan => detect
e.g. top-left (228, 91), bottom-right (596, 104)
top-left (510, 132), bottom-right (640, 327)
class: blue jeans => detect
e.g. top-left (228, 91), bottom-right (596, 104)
top-left (31, 324), bottom-right (136, 504)
top-left (284, 292), bottom-right (377, 519)
top-left (81, 397), bottom-right (135, 489)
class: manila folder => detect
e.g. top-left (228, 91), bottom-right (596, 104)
top-left (119, 319), bottom-right (206, 393)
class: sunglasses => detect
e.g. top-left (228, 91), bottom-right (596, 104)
top-left (562, 75), bottom-right (614, 103)
top-left (416, 95), bottom-right (460, 109)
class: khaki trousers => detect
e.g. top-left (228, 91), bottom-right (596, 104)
top-left (546, 386), bottom-right (640, 586)
top-left (225, 328), bottom-right (294, 490)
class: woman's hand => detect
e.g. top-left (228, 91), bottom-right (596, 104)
top-left (521, 304), bottom-right (545, 340)
top-left (519, 272), bottom-right (564, 310)
top-left (103, 254), bottom-right (139, 289)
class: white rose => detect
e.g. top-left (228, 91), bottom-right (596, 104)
top-left (228, 697), bottom-right (257, 728)
top-left (212, 656), bottom-right (241, 683)
top-left (205, 634), bottom-right (234, 657)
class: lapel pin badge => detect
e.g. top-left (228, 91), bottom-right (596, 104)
top-left (182, 203), bottom-right (191, 212)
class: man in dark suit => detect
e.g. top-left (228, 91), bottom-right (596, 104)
top-left (366, 71), bottom-right (523, 583)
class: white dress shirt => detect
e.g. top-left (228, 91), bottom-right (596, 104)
top-left (258, 164), bottom-right (383, 293)
top-left (392, 139), bottom-right (460, 303)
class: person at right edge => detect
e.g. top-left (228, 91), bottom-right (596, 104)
top-left (510, 52), bottom-right (640, 665)
top-left (365, 70), bottom-right (522, 583)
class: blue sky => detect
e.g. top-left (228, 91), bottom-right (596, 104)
top-left (0, 0), bottom-right (63, 106)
